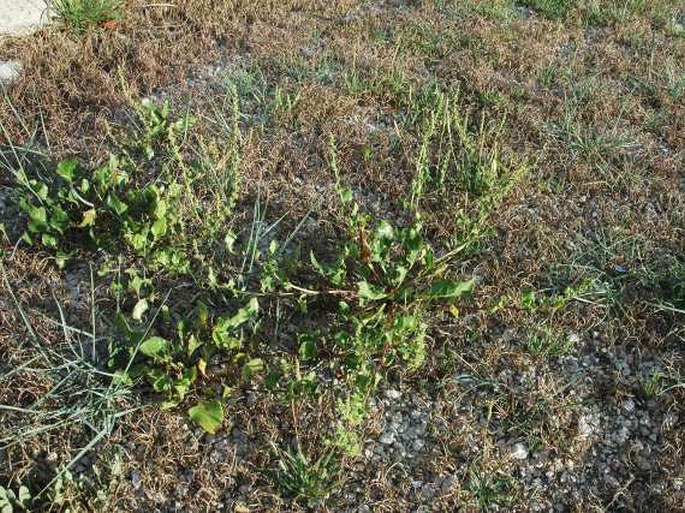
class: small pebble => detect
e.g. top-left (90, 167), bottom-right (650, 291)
top-left (511, 442), bottom-right (529, 460)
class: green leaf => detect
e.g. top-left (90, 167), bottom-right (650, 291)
top-left (56, 158), bottom-right (78, 183)
top-left (139, 336), bottom-right (170, 358)
top-left (186, 333), bottom-right (203, 357)
top-left (154, 198), bottom-right (167, 218)
top-left (242, 358), bottom-right (264, 381)
top-left (28, 205), bottom-right (48, 226)
top-left (151, 217), bottom-right (167, 239)
top-left (216, 298), bottom-right (259, 332)
top-left (132, 298), bottom-right (149, 321)
top-left (310, 251), bottom-right (347, 285)
top-left (298, 334), bottom-right (317, 361)
top-left (212, 299), bottom-right (258, 350)
top-left (357, 281), bottom-right (387, 300)
top-left (41, 233), bottom-right (58, 248)
top-left (188, 400), bottom-right (223, 434)
top-left (427, 278), bottom-right (475, 299)
top-left (107, 194), bottom-right (128, 216)
top-left (79, 178), bottom-right (90, 194)
top-left (55, 252), bottom-right (69, 268)
top-left (17, 485), bottom-right (30, 506)
top-left (49, 205), bottom-right (70, 233)
top-left (521, 289), bottom-right (536, 310)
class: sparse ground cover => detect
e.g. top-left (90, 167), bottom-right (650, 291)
top-left (0, 0), bottom-right (683, 511)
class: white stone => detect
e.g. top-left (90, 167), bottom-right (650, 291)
top-left (0, 0), bottom-right (49, 35)
top-left (385, 389), bottom-right (402, 400)
top-left (511, 442), bottom-right (529, 460)
top-left (379, 431), bottom-right (396, 445)
top-left (0, 61), bottom-right (22, 84)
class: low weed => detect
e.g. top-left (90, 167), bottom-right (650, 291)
top-left (411, 88), bottom-right (525, 251)
top-left (581, 0), bottom-right (647, 26)
top-left (13, 94), bottom-right (241, 284)
top-left (467, 467), bottom-right (516, 511)
top-left (519, 0), bottom-right (573, 20)
top-left (525, 327), bottom-right (576, 358)
top-left (50, 0), bottom-right (124, 35)
top-left (274, 446), bottom-right (339, 507)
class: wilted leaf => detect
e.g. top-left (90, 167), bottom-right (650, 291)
top-left (197, 358), bottom-right (207, 377)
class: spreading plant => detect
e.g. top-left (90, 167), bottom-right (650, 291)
top-left (283, 137), bottom-right (475, 453)
top-left (111, 297), bottom-right (262, 432)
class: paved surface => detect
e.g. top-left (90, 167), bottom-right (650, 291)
top-left (0, 0), bottom-right (48, 35)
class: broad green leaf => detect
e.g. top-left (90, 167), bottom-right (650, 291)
top-left (188, 400), bottom-right (223, 434)
top-left (310, 251), bottom-right (346, 285)
top-left (394, 314), bottom-right (419, 332)
top-left (107, 194), bottom-right (128, 216)
top-left (154, 198), bottom-right (167, 218)
top-left (139, 336), bottom-right (170, 358)
top-left (27, 205), bottom-right (47, 227)
top-left (150, 369), bottom-right (170, 392)
top-left (132, 298), bottom-right (149, 321)
top-left (129, 231), bottom-right (148, 252)
top-left (173, 367), bottom-right (197, 400)
top-left (520, 289), bottom-right (536, 310)
top-left (56, 158), bottom-right (78, 183)
top-left (0, 487), bottom-right (13, 513)
top-left (216, 298), bottom-right (259, 332)
top-left (151, 217), bottom-right (167, 239)
top-left (49, 205), bottom-right (70, 233)
top-left (160, 398), bottom-right (180, 410)
top-left (427, 278), bottom-right (475, 299)
top-left (357, 281), bottom-right (387, 300)
top-left (212, 332), bottom-right (242, 351)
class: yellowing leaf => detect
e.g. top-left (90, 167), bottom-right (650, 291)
top-left (132, 298), bottom-right (149, 321)
top-left (197, 358), bottom-right (207, 377)
top-left (79, 209), bottom-right (97, 227)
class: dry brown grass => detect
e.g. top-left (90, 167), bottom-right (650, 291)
top-left (1, 0), bottom-right (684, 510)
